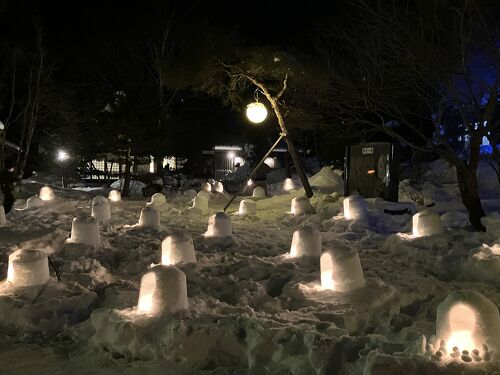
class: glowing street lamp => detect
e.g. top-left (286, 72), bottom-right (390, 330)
top-left (56, 149), bottom-right (69, 187)
top-left (57, 150), bottom-right (69, 162)
top-left (246, 102), bottom-right (268, 124)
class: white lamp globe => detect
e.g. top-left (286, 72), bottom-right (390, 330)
top-left (246, 102), bottom-right (268, 124)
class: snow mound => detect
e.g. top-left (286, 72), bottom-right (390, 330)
top-left (308, 166), bottom-right (343, 193)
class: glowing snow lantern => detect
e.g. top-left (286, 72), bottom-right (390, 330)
top-left (291, 196), bottom-right (314, 215)
top-left (205, 212), bottom-right (232, 237)
top-left (6, 249), bottom-right (50, 287)
top-left (252, 186), bottom-right (266, 198)
top-left (320, 245), bottom-right (365, 292)
top-left (108, 189), bottom-right (121, 202)
top-left (26, 195), bottom-right (44, 208)
top-left (239, 199), bottom-right (257, 215)
top-left (138, 206), bottom-right (160, 229)
top-left (436, 290), bottom-right (500, 357)
top-left (412, 209), bottom-right (444, 237)
top-left (39, 186), bottom-right (55, 201)
top-left (214, 181), bottom-right (224, 194)
top-left (148, 192), bottom-right (167, 211)
top-left (343, 195), bottom-right (368, 219)
top-left (69, 216), bottom-right (101, 245)
top-left (283, 178), bottom-right (295, 192)
top-left (202, 182), bottom-right (212, 192)
top-left (290, 225), bottom-right (321, 258)
top-left (246, 102), bottom-right (268, 124)
top-left (247, 179), bottom-right (254, 187)
top-left (91, 195), bottom-right (111, 223)
top-left (0, 206), bottom-right (6, 226)
top-left (137, 265), bottom-right (188, 315)
top-left (192, 191), bottom-right (209, 213)
top-left (161, 233), bottom-right (196, 265)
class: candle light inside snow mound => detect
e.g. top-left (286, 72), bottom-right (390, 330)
top-left (202, 182), bottom-right (212, 192)
top-left (138, 206), bottom-right (160, 229)
top-left (320, 246), bottom-right (365, 292)
top-left (252, 186), bottom-right (266, 198)
top-left (412, 209), bottom-right (444, 237)
top-left (239, 199), bottom-right (257, 215)
top-left (192, 191), bottom-right (209, 213)
top-left (91, 196), bottom-right (111, 223)
top-left (214, 181), bottom-right (224, 194)
top-left (39, 186), bottom-right (55, 201)
top-left (161, 234), bottom-right (196, 265)
top-left (343, 195), bottom-right (368, 219)
top-left (137, 265), bottom-right (188, 315)
top-left (204, 212), bottom-right (232, 237)
top-left (69, 216), bottom-right (101, 245)
top-left (283, 178), bottom-right (295, 192)
top-left (435, 290), bottom-right (500, 361)
top-left (290, 225), bottom-right (321, 258)
top-left (7, 249), bottom-right (50, 287)
top-left (108, 189), bottom-right (121, 202)
top-left (291, 196), bottom-right (314, 215)
top-left (148, 193), bottom-right (167, 211)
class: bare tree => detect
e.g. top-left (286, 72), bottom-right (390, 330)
top-left (16, 25), bottom-right (50, 176)
top-left (319, 0), bottom-right (499, 230)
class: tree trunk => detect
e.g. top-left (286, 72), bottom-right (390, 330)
top-left (0, 132), bottom-right (5, 169)
top-left (122, 144), bottom-right (132, 197)
top-left (456, 165), bottom-right (486, 231)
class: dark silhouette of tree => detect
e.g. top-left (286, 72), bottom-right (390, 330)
top-left (319, 0), bottom-right (500, 230)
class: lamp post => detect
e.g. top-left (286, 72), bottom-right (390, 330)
top-left (223, 76), bottom-right (313, 212)
top-left (56, 149), bottom-right (69, 188)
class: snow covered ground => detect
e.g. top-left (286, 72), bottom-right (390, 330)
top-left (0, 162), bottom-right (500, 375)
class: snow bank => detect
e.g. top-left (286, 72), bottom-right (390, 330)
top-left (26, 195), bottom-right (44, 208)
top-left (110, 179), bottom-right (145, 196)
top-left (308, 166), bottom-right (343, 193)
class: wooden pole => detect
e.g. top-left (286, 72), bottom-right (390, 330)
top-left (244, 75), bottom-right (313, 198)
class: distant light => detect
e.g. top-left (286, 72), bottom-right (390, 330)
top-left (247, 179), bottom-right (254, 186)
top-left (246, 102), bottom-right (267, 124)
top-left (57, 150), bottom-right (69, 162)
top-left (367, 169), bottom-right (375, 174)
top-left (227, 151), bottom-right (235, 159)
